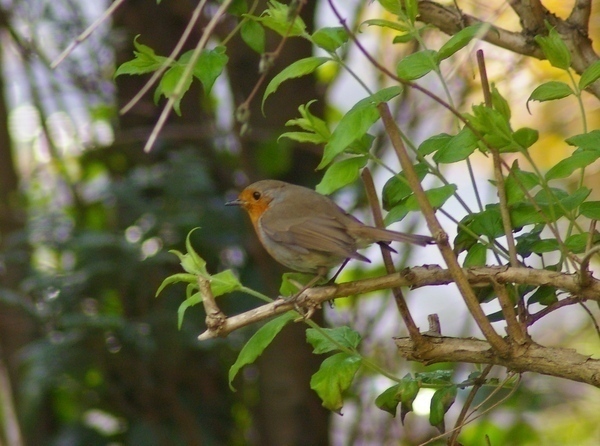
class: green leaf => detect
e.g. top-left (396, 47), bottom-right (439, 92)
top-left (531, 238), bottom-right (559, 254)
top-left (316, 156), bottom-right (368, 194)
top-left (318, 87), bottom-right (402, 169)
top-left (306, 326), bottom-right (362, 354)
top-left (154, 63), bottom-right (192, 115)
top-left (210, 270), bottom-right (242, 297)
top-left (579, 60), bottom-right (600, 90)
top-left (361, 18), bottom-right (410, 33)
top-left (279, 272), bottom-right (318, 297)
top-left (375, 384), bottom-right (401, 416)
top-left (262, 57), bottom-right (330, 112)
top-left (384, 184), bottom-right (457, 225)
top-left (565, 232), bottom-right (600, 253)
top-left (464, 243), bottom-right (487, 267)
top-left (513, 127), bottom-right (538, 149)
top-left (249, 0), bottom-right (306, 37)
top-left (114, 35), bottom-right (168, 78)
top-left (192, 47), bottom-right (228, 95)
top-left (382, 163), bottom-right (429, 210)
top-left (155, 273), bottom-right (197, 297)
top-left (177, 292), bottom-right (202, 329)
top-left (545, 150), bottom-right (600, 180)
top-left (279, 131), bottom-right (325, 144)
top-left (228, 312), bottom-right (296, 390)
top-left (433, 127), bottom-right (478, 164)
top-left (491, 84), bottom-right (511, 121)
top-left (580, 201), bottom-right (600, 219)
top-left (528, 81), bottom-right (573, 105)
top-left (429, 385), bottom-right (457, 432)
top-left (400, 378), bottom-right (420, 424)
top-left (396, 50), bottom-right (438, 80)
top-left (534, 26), bottom-right (571, 70)
top-left (240, 19), bottom-right (265, 53)
top-left (565, 130), bottom-right (600, 150)
top-left (418, 133), bottom-right (453, 156)
top-left (505, 162), bottom-right (540, 205)
top-left (311, 27), bottom-right (348, 52)
top-left (310, 353), bottom-right (361, 413)
top-left (560, 187), bottom-right (590, 211)
top-left (528, 285), bottom-right (557, 306)
top-left (377, 0), bottom-right (402, 15)
top-left (437, 24), bottom-right (482, 60)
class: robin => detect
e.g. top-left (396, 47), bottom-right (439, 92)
top-left (226, 180), bottom-right (434, 288)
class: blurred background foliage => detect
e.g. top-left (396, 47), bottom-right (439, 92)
top-left (0, 1), bottom-right (599, 445)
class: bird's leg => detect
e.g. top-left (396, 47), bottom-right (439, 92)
top-left (327, 259), bottom-right (350, 285)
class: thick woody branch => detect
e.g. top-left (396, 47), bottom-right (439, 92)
top-left (198, 265), bottom-right (600, 340)
top-left (417, 1), bottom-right (600, 98)
top-left (394, 336), bottom-right (600, 387)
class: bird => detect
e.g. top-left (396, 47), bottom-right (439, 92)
top-left (226, 180), bottom-right (434, 287)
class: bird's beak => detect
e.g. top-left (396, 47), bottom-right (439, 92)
top-left (225, 198), bottom-right (243, 206)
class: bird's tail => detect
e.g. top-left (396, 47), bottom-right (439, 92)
top-left (354, 226), bottom-right (435, 246)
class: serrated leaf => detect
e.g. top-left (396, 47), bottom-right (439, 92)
top-left (240, 19), bottom-right (265, 53)
top-left (311, 27), bottom-right (348, 52)
top-left (528, 81), bottom-right (573, 104)
top-left (464, 243), bottom-right (487, 267)
top-left (491, 84), bottom-right (511, 120)
top-left (114, 35), bottom-right (168, 78)
top-left (318, 87), bottom-right (401, 169)
top-left (545, 150), bottom-right (600, 180)
top-left (229, 312), bottom-right (296, 390)
top-left (437, 24), bottom-right (482, 60)
top-left (535, 27), bottom-right (571, 70)
top-left (316, 156), bottom-right (368, 194)
top-left (396, 50), bottom-right (438, 80)
top-left (262, 57), bottom-right (330, 112)
top-left (249, 0), bottom-right (306, 37)
top-left (579, 60), bottom-right (600, 90)
top-left (306, 326), bottom-right (362, 354)
top-left (310, 352), bottom-right (361, 413)
top-left (433, 127), bottom-right (478, 164)
top-left (429, 385), bottom-right (457, 432)
top-left (580, 201), bottom-right (600, 219)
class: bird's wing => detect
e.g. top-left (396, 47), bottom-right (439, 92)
top-left (260, 209), bottom-right (360, 259)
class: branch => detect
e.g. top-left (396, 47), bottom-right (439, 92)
top-left (394, 335), bottom-right (600, 387)
top-left (198, 265), bottom-right (600, 340)
top-left (417, 1), bottom-right (600, 98)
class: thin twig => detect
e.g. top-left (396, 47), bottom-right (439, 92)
top-left (448, 364), bottom-right (494, 446)
top-left (51, 0), bottom-right (127, 69)
top-left (377, 101), bottom-right (510, 356)
top-left (120, 0), bottom-right (209, 115)
top-left (143, 0), bottom-right (233, 152)
top-left (361, 168), bottom-right (425, 345)
top-left (579, 244), bottom-right (600, 288)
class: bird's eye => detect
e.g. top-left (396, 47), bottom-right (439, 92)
top-left (252, 191), bottom-right (261, 200)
